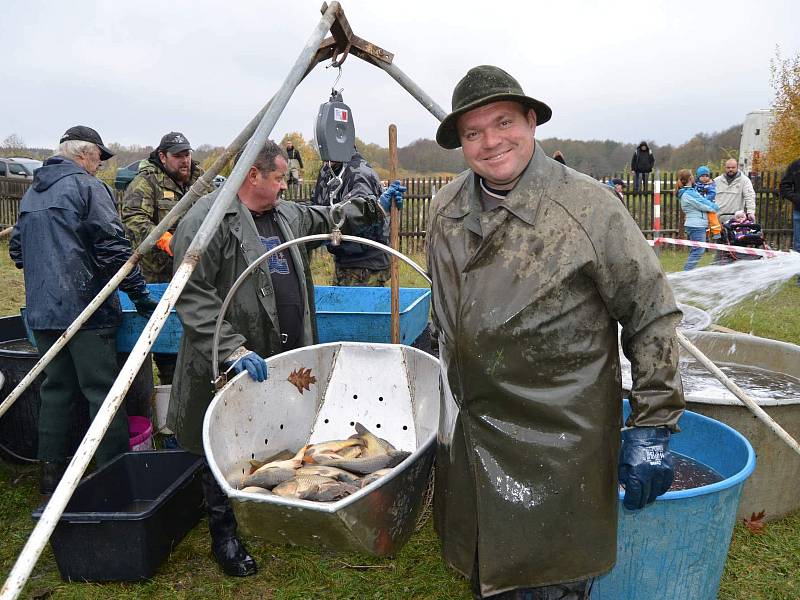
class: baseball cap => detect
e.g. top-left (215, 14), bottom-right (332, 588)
top-left (59, 126), bottom-right (114, 160)
top-left (158, 132), bottom-right (192, 154)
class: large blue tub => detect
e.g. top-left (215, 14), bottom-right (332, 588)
top-left (593, 403), bottom-right (756, 600)
top-left (23, 284), bottom-right (431, 353)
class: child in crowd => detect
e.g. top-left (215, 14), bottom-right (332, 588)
top-left (677, 168), bottom-right (720, 271)
top-left (695, 166), bottom-right (720, 240)
top-left (607, 177), bottom-right (625, 201)
top-left (731, 210), bottom-right (751, 224)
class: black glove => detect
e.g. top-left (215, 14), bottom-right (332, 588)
top-left (128, 291), bottom-right (159, 320)
top-left (618, 426), bottom-right (674, 510)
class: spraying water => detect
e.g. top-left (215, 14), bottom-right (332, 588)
top-left (667, 251), bottom-right (800, 319)
top-left (620, 251), bottom-right (800, 396)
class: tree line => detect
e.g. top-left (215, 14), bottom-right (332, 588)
top-left (0, 122), bottom-right (766, 186)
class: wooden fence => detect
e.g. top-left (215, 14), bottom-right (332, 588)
top-left (1, 171), bottom-right (794, 252)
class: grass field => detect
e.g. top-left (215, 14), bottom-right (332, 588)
top-left (0, 241), bottom-right (798, 599)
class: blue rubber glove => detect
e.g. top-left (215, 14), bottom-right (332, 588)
top-left (128, 291), bottom-right (159, 320)
top-left (618, 426), bottom-right (674, 510)
top-left (226, 351), bottom-right (268, 382)
top-left (379, 180), bottom-right (406, 212)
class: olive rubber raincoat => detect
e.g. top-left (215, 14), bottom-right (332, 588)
top-left (427, 145), bottom-right (684, 596)
top-left (167, 189), bottom-right (384, 454)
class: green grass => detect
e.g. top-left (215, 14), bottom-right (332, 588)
top-left (1, 241), bottom-right (799, 599)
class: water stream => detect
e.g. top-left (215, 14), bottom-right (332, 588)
top-left (667, 251), bottom-right (800, 319)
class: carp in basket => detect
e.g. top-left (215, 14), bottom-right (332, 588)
top-left (239, 422), bottom-right (410, 502)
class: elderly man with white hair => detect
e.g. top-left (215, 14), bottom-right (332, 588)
top-left (9, 125), bottom-right (157, 496)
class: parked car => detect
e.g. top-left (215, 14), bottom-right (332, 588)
top-left (114, 160), bottom-right (145, 191)
top-left (7, 157), bottom-right (43, 173)
top-left (213, 175), bottom-right (226, 188)
top-left (0, 158), bottom-right (33, 179)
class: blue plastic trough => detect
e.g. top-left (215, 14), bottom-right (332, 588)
top-left (313, 286), bottom-right (430, 345)
top-left (593, 402), bottom-right (756, 600)
top-left (23, 284), bottom-right (431, 353)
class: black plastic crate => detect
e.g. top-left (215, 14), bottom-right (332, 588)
top-left (32, 450), bottom-right (204, 582)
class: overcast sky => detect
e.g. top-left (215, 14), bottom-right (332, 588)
top-left (2, 0), bottom-right (798, 151)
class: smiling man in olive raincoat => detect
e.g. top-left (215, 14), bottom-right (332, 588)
top-left (427, 66), bottom-right (685, 599)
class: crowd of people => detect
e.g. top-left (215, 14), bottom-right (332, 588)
top-left (7, 61), bottom-right (800, 599)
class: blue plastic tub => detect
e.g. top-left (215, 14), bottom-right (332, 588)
top-left (23, 284), bottom-right (431, 353)
top-left (117, 284), bottom-right (182, 353)
top-left (314, 286), bottom-right (430, 345)
top-left (592, 402), bottom-right (756, 600)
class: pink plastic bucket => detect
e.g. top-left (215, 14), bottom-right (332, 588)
top-left (128, 416), bottom-right (153, 451)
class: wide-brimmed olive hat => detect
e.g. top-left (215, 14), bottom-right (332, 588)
top-left (436, 65), bottom-right (552, 149)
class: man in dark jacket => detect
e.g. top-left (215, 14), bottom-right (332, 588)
top-left (313, 149), bottom-right (403, 286)
top-left (429, 66), bottom-right (684, 599)
top-left (169, 140), bottom-right (394, 578)
top-left (9, 126), bottom-right (157, 495)
top-left (630, 141), bottom-right (655, 193)
top-left (779, 157), bottom-right (800, 284)
top-left (285, 141), bottom-right (304, 193)
top-left (121, 132), bottom-right (208, 384)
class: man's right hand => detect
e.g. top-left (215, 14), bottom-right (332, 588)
top-left (226, 351), bottom-right (268, 382)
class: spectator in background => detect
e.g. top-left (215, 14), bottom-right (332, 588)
top-left (285, 141), bottom-right (304, 194)
top-left (631, 141), bottom-right (655, 193)
top-left (713, 159), bottom-right (756, 263)
top-left (552, 150), bottom-right (566, 165)
top-left (779, 156), bottom-right (800, 285)
top-left (677, 168), bottom-right (719, 271)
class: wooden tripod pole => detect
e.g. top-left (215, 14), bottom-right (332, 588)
top-left (389, 124), bottom-right (400, 344)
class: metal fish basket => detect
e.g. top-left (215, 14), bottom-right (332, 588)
top-left (203, 341), bottom-right (440, 557)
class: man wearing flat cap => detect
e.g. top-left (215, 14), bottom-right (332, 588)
top-left (9, 126), bottom-right (158, 495)
top-left (427, 66), bottom-right (685, 598)
top-left (121, 131), bottom-right (207, 384)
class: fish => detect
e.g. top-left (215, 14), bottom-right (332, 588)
top-left (359, 468), bottom-right (393, 488)
top-left (312, 450), bottom-right (411, 475)
top-left (353, 422), bottom-right (398, 457)
top-left (310, 481), bottom-right (360, 502)
top-left (241, 445), bottom-right (309, 488)
top-left (241, 467), bottom-right (296, 489)
top-left (296, 465), bottom-right (362, 484)
top-left (241, 485), bottom-right (273, 495)
top-left (303, 438), bottom-right (363, 463)
top-left (272, 474), bottom-right (338, 500)
top-left (248, 448), bottom-right (298, 473)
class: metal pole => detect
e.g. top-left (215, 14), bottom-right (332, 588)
top-left (0, 96), bottom-right (288, 421)
top-left (374, 61), bottom-right (448, 122)
top-left (676, 330), bottom-right (800, 457)
top-left (388, 124), bottom-right (400, 344)
top-left (210, 233), bottom-right (431, 380)
top-left (0, 5), bottom-right (339, 598)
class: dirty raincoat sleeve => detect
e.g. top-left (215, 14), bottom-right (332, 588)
top-left (170, 209), bottom-right (246, 366)
top-left (585, 206), bottom-right (684, 429)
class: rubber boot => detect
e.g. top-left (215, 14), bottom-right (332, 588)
top-left (200, 469), bottom-right (257, 577)
top-left (40, 461), bottom-right (67, 496)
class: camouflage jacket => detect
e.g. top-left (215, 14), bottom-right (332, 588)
top-left (121, 155), bottom-right (205, 282)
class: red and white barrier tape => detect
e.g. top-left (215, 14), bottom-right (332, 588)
top-left (647, 237), bottom-right (781, 258)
